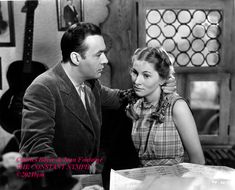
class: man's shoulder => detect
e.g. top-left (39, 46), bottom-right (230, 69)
top-left (24, 70), bottom-right (61, 100)
top-left (31, 68), bottom-right (57, 86)
top-left (32, 63), bottom-right (65, 84)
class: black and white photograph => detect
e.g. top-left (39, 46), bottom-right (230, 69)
top-left (56, 0), bottom-right (84, 31)
top-left (0, 1), bottom-right (15, 47)
top-left (0, 0), bottom-right (235, 190)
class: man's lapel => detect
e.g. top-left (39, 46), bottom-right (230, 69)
top-left (65, 91), bottom-right (93, 129)
top-left (53, 63), bottom-right (94, 134)
top-left (84, 84), bottom-right (101, 138)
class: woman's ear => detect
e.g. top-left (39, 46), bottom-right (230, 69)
top-left (70, 52), bottom-right (82, 66)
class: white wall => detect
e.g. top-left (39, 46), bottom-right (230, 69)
top-left (0, 0), bottom-right (110, 96)
top-left (0, 0), bottom-right (62, 96)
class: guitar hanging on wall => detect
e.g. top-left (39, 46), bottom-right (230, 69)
top-left (0, 0), bottom-right (47, 136)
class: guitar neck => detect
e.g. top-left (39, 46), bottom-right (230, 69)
top-left (22, 8), bottom-right (35, 73)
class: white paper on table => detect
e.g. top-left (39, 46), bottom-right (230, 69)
top-left (109, 169), bottom-right (142, 190)
top-left (180, 162), bottom-right (235, 180)
top-left (114, 164), bottom-right (184, 181)
top-left (111, 163), bottom-right (235, 190)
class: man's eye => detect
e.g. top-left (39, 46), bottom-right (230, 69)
top-left (96, 52), bottom-right (106, 57)
top-left (104, 50), bottom-right (108, 55)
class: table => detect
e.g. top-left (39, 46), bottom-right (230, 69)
top-left (110, 163), bottom-right (235, 190)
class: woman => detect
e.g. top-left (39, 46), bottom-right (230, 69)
top-left (126, 47), bottom-right (205, 166)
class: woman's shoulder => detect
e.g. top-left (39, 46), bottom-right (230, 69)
top-left (167, 94), bottom-right (190, 115)
top-left (165, 93), bottom-right (186, 105)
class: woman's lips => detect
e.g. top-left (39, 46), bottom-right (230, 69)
top-left (133, 86), bottom-right (143, 92)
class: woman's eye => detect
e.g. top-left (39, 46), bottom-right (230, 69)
top-left (130, 69), bottom-right (137, 76)
top-left (130, 72), bottom-right (135, 76)
top-left (144, 74), bottom-right (150, 78)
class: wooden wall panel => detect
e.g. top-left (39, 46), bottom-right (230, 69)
top-left (101, 0), bottom-right (135, 89)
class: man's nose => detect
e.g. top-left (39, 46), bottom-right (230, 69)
top-left (100, 53), bottom-right (108, 64)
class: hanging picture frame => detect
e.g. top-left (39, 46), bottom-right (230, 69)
top-left (56, 0), bottom-right (84, 31)
top-left (0, 57), bottom-right (1, 89)
top-left (0, 1), bottom-right (15, 47)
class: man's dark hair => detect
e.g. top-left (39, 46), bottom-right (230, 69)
top-left (61, 22), bottom-right (102, 62)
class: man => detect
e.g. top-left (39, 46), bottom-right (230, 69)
top-left (19, 22), bottom-right (175, 169)
top-left (63, 0), bottom-right (79, 28)
top-left (20, 23), bottom-right (120, 160)
top-left (0, 2), bottom-right (8, 34)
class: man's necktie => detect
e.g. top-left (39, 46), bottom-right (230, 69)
top-left (76, 85), bottom-right (86, 110)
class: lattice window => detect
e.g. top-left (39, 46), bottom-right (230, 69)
top-left (145, 9), bottom-right (222, 67)
top-left (136, 0), bottom-right (233, 144)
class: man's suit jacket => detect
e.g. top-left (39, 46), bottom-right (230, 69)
top-left (19, 63), bottom-right (120, 158)
top-left (63, 5), bottom-right (78, 27)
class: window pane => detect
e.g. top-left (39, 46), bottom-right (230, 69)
top-left (189, 81), bottom-right (220, 134)
top-left (145, 9), bottom-right (222, 67)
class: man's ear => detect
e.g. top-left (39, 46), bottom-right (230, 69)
top-left (70, 52), bottom-right (82, 66)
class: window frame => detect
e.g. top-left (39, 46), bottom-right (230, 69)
top-left (135, 0), bottom-right (233, 145)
